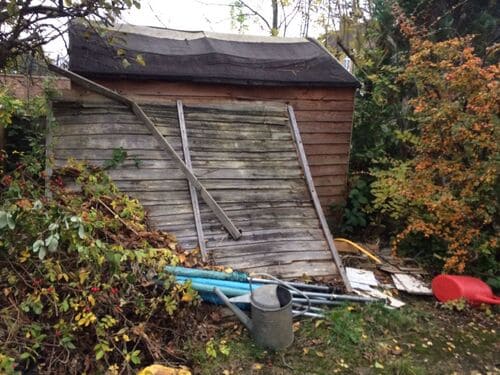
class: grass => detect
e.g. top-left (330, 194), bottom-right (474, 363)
top-left (183, 301), bottom-right (498, 374)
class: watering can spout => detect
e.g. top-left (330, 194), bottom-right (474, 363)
top-left (213, 287), bottom-right (253, 332)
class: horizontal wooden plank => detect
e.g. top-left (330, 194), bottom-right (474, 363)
top-left (294, 110), bottom-right (353, 122)
top-left (307, 154), bottom-right (349, 166)
top-left (54, 158), bottom-right (301, 171)
top-left (184, 120), bottom-right (289, 134)
top-left (213, 251), bottom-right (333, 269)
top-left (291, 99), bottom-right (353, 111)
top-left (136, 188), bottom-right (308, 205)
top-left (97, 80), bottom-right (355, 100)
top-left (199, 200), bottom-right (314, 213)
top-left (114, 178), bottom-right (305, 192)
top-left (55, 122), bottom-right (151, 136)
top-left (55, 114), bottom-right (140, 124)
top-left (316, 186), bottom-right (346, 196)
top-left (200, 206), bottom-right (318, 221)
top-left (310, 164), bottom-right (348, 176)
top-left (210, 239), bottom-right (328, 254)
top-left (236, 260), bottom-right (338, 278)
top-left (185, 127), bottom-right (292, 141)
top-left (53, 134), bottom-right (165, 150)
top-left (188, 138), bottom-right (296, 152)
top-left (301, 133), bottom-right (351, 144)
top-left (186, 112), bottom-right (289, 126)
top-left (104, 168), bottom-right (305, 181)
top-left (298, 121), bottom-right (352, 134)
top-left (205, 228), bottom-right (325, 247)
top-left (53, 105), bottom-right (131, 115)
top-left (53, 135), bottom-right (296, 153)
top-left (311, 175), bottom-right (345, 187)
top-left (53, 148), bottom-right (298, 161)
top-left (304, 144), bottom-right (350, 155)
top-left (319, 195), bottom-right (346, 208)
top-left (194, 167), bottom-right (302, 179)
top-left (147, 204), bottom-right (195, 217)
top-left (200, 217), bottom-right (320, 233)
top-left (184, 101), bottom-right (286, 113)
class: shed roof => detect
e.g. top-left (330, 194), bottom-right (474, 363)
top-left (68, 23), bottom-right (359, 88)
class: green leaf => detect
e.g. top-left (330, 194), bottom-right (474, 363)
top-left (45, 234), bottom-right (59, 253)
top-left (130, 350), bottom-right (141, 364)
top-left (0, 210), bottom-right (14, 230)
top-left (95, 349), bottom-right (105, 360)
top-left (78, 224), bottom-right (86, 239)
top-left (33, 239), bottom-right (44, 252)
top-left (38, 247), bottom-right (47, 260)
top-left (0, 210), bottom-right (7, 229)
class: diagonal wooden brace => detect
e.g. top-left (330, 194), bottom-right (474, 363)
top-left (48, 64), bottom-right (242, 241)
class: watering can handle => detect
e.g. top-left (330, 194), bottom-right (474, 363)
top-left (213, 287), bottom-right (253, 331)
top-left (248, 273), bottom-right (312, 317)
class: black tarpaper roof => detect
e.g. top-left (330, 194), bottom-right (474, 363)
top-left (69, 23), bottom-right (359, 88)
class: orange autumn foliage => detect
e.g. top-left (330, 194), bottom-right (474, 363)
top-left (391, 30), bottom-right (499, 273)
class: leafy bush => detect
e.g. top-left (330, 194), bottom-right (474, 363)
top-left (373, 27), bottom-right (499, 276)
top-left (0, 92), bottom-right (198, 374)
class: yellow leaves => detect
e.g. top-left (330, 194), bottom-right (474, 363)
top-left (181, 291), bottom-right (195, 303)
top-left (137, 364), bottom-right (192, 375)
top-left (78, 268), bottom-right (90, 285)
top-left (373, 361), bottom-right (384, 369)
top-left (75, 311), bottom-right (97, 326)
top-left (251, 363), bottom-right (264, 371)
top-left (19, 249), bottom-right (30, 263)
top-left (87, 295), bottom-right (96, 306)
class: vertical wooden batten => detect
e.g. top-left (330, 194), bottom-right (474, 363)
top-left (287, 105), bottom-right (352, 292)
top-left (177, 100), bottom-right (207, 261)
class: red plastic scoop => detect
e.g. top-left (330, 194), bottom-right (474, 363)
top-left (432, 275), bottom-right (500, 305)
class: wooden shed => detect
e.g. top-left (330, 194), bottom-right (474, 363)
top-left (68, 23), bottom-right (359, 219)
top-left (48, 23), bottom-right (359, 286)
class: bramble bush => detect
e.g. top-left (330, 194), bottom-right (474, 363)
top-left (372, 19), bottom-right (499, 277)
top-left (0, 91), bottom-right (198, 374)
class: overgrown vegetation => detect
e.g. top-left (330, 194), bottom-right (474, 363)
top-left (0, 91), bottom-right (198, 374)
top-left (333, 0), bottom-right (499, 282)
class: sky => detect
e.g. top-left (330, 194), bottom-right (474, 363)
top-left (45, 0), bottom-right (322, 60)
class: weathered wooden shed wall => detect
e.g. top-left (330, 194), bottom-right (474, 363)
top-left (51, 95), bottom-right (343, 278)
top-left (82, 80), bottom-right (355, 221)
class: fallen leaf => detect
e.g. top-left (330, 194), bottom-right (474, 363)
top-left (374, 362), bottom-right (384, 369)
top-left (252, 363), bottom-right (263, 371)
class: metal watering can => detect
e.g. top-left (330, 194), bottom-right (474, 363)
top-left (214, 283), bottom-right (294, 350)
